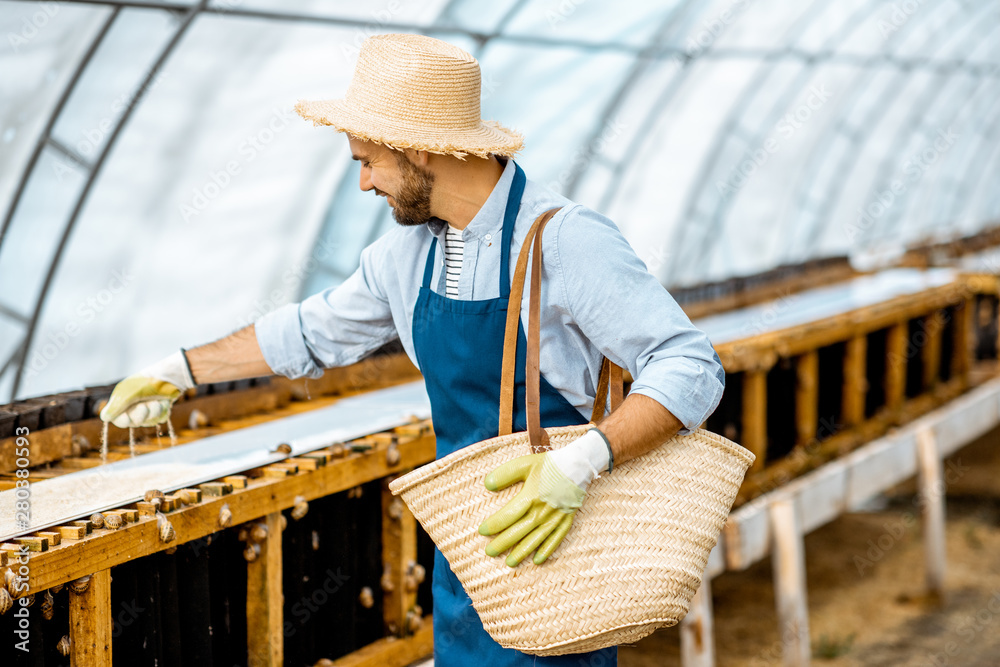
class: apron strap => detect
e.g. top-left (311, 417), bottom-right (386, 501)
top-left (497, 208), bottom-right (626, 450)
top-left (499, 164), bottom-right (527, 299)
top-left (421, 237), bottom-right (438, 289)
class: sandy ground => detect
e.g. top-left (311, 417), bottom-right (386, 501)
top-left (620, 428), bottom-right (1000, 667)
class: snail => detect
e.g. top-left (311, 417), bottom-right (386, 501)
top-left (156, 514), bottom-right (175, 543)
top-left (0, 587), bottom-right (12, 615)
top-left (69, 576), bottom-right (91, 594)
top-left (291, 496), bottom-right (309, 521)
top-left (41, 590), bottom-right (54, 620)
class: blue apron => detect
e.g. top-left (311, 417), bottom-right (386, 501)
top-left (411, 164), bottom-right (618, 666)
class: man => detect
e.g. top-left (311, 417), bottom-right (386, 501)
top-left (101, 33), bottom-right (725, 666)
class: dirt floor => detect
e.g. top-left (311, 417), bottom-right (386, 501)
top-left (620, 427), bottom-right (1000, 667)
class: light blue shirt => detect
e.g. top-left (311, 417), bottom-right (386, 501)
top-left (255, 158), bottom-right (724, 433)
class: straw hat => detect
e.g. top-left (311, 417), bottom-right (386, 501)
top-left (295, 34), bottom-right (523, 159)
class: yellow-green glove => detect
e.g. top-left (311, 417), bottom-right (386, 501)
top-left (99, 351), bottom-right (195, 428)
top-left (478, 429), bottom-right (611, 567)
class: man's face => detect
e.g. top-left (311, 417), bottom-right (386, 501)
top-left (349, 136), bottom-right (435, 227)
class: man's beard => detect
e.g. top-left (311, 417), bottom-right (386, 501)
top-left (386, 152), bottom-right (435, 227)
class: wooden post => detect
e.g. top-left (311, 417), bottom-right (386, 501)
top-left (742, 369), bottom-right (768, 473)
top-left (922, 311), bottom-right (943, 391)
top-left (916, 429), bottom-right (947, 602)
top-left (69, 569), bottom-right (112, 667)
top-left (885, 322), bottom-right (908, 411)
top-left (247, 511), bottom-right (284, 667)
top-left (381, 477), bottom-right (419, 637)
top-left (842, 335), bottom-right (867, 427)
top-left (794, 352), bottom-right (818, 447)
top-left (951, 297), bottom-right (973, 386)
top-left (681, 578), bottom-right (715, 667)
top-left (770, 500), bottom-right (810, 667)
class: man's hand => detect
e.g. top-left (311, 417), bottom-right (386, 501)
top-left (99, 351), bottom-right (196, 428)
top-left (478, 429), bottom-right (610, 567)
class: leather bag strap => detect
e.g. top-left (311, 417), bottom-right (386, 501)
top-left (497, 207), bottom-right (626, 452)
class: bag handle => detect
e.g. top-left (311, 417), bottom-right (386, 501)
top-left (498, 208), bottom-right (625, 452)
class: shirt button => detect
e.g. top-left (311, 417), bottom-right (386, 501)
top-left (485, 233), bottom-right (492, 241)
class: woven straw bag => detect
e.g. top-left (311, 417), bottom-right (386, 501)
top-left (389, 209), bottom-right (755, 655)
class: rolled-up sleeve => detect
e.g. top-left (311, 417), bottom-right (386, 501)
top-left (254, 241), bottom-right (398, 379)
top-left (552, 206), bottom-right (725, 433)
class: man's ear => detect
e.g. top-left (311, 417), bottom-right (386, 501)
top-left (412, 149), bottom-right (430, 167)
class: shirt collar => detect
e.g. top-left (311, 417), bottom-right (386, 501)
top-left (426, 156), bottom-right (515, 242)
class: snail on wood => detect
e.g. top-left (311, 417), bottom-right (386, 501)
top-left (157, 514), bottom-right (175, 543)
top-left (0, 587), bottom-right (12, 615)
top-left (291, 495), bottom-right (309, 521)
top-left (41, 590), bottom-right (54, 620)
top-left (69, 576), bottom-right (91, 594)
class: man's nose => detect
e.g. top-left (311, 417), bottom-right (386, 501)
top-left (359, 166), bottom-right (373, 191)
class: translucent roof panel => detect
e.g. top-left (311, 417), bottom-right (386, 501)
top-left (1, 0), bottom-right (999, 401)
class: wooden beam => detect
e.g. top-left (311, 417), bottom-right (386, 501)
top-left (680, 579), bottom-right (715, 667)
top-left (770, 500), bottom-right (810, 667)
top-left (736, 376), bottom-right (967, 507)
top-left (325, 615), bottom-right (433, 667)
top-left (69, 569), bottom-right (112, 667)
top-left (725, 376), bottom-right (1000, 572)
top-left (715, 281), bottom-right (968, 373)
top-left (17, 434), bottom-right (434, 594)
top-left (247, 511), bottom-right (284, 667)
top-left (794, 352), bottom-right (818, 447)
top-left (951, 297), bottom-right (973, 383)
top-left (922, 311), bottom-right (944, 390)
top-left (916, 429), bottom-right (947, 602)
top-left (842, 335), bottom-right (868, 427)
top-left (885, 322), bottom-right (908, 411)
top-left (0, 353), bottom-right (421, 473)
top-left (381, 477), bottom-right (419, 637)
top-left (742, 369), bottom-right (768, 473)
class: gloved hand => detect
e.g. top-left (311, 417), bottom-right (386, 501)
top-left (478, 428), bottom-right (611, 567)
top-left (99, 351), bottom-right (196, 428)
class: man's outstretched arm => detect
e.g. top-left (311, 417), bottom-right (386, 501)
top-left (100, 325), bottom-right (274, 428)
top-left (185, 324), bottom-right (273, 384)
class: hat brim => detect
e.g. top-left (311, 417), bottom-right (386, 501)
top-left (294, 99), bottom-right (523, 159)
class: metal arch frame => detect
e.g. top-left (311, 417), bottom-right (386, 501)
top-left (982, 140), bottom-right (1000, 220)
top-left (0, 9), bottom-right (120, 250)
top-left (824, 10), bottom-right (999, 253)
top-left (856, 10), bottom-right (1000, 247)
top-left (590, 9), bottom-right (727, 216)
top-left (0, 7), bottom-right (123, 396)
top-left (940, 79), bottom-right (1000, 230)
top-left (896, 73), bottom-right (997, 239)
top-left (587, 1), bottom-right (1000, 278)
top-left (786, 0), bottom-right (980, 258)
top-left (702, 0), bottom-right (960, 280)
top-left (558, 0), bottom-right (703, 199)
top-left (659, 0), bottom-right (880, 286)
top-left (5, 0), bottom-right (210, 401)
top-left (898, 42), bottom-right (1000, 242)
top-left (0, 0), bottom-right (524, 399)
